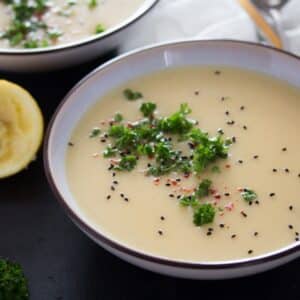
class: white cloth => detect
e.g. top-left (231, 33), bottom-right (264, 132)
top-left (122, 0), bottom-right (300, 55)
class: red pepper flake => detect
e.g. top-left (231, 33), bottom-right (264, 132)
top-left (225, 202), bottom-right (234, 211)
top-left (214, 194), bottom-right (221, 200)
top-left (153, 177), bottom-right (160, 186)
top-left (241, 211), bottom-right (248, 218)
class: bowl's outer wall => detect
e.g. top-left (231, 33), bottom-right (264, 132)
top-left (45, 40), bottom-right (300, 279)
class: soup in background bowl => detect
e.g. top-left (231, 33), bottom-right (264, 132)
top-left (44, 40), bottom-right (300, 279)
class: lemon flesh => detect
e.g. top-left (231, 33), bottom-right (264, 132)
top-left (0, 80), bottom-right (43, 178)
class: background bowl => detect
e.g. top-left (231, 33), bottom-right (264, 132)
top-left (0, 0), bottom-right (158, 73)
top-left (44, 40), bottom-right (300, 279)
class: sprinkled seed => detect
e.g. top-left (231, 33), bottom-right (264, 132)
top-left (208, 228), bottom-right (214, 232)
top-left (227, 120), bottom-right (235, 125)
top-left (108, 164), bottom-right (114, 171)
top-left (231, 234), bottom-right (237, 239)
top-left (124, 197), bottom-right (129, 202)
top-left (253, 155), bottom-right (259, 159)
top-left (169, 194), bottom-right (175, 198)
top-left (243, 125), bottom-right (248, 130)
top-left (176, 178), bottom-right (181, 182)
top-left (160, 216), bottom-right (165, 221)
top-left (188, 142), bottom-right (195, 150)
top-left (289, 224), bottom-right (294, 229)
top-left (194, 91), bottom-right (199, 95)
top-left (100, 139), bottom-right (106, 143)
top-left (240, 106), bottom-right (245, 110)
top-left (298, 173), bottom-right (300, 178)
top-left (282, 147), bottom-right (287, 152)
top-left (112, 172), bottom-right (116, 177)
top-left (218, 128), bottom-right (224, 135)
top-left (289, 205), bottom-right (293, 211)
top-left (110, 186), bottom-right (115, 191)
top-left (165, 183), bottom-right (171, 187)
top-left (113, 180), bottom-right (118, 185)
top-left (177, 195), bottom-right (181, 199)
top-left (238, 159), bottom-right (243, 164)
top-left (120, 193), bottom-right (124, 198)
top-left (285, 168), bottom-right (290, 173)
top-left (106, 195), bottom-right (111, 200)
top-left (241, 211), bottom-right (248, 218)
top-left (206, 231), bottom-right (212, 236)
top-left (68, 142), bottom-right (74, 146)
top-left (296, 232), bottom-right (299, 236)
top-left (219, 224), bottom-right (225, 228)
top-left (225, 111), bottom-right (230, 116)
top-left (224, 192), bottom-right (230, 197)
top-left (248, 250), bottom-right (253, 254)
top-left (254, 232), bottom-right (258, 236)
top-left (273, 168), bottom-right (277, 172)
top-left (269, 193), bottom-right (275, 197)
top-left (255, 200), bottom-right (260, 205)
top-left (214, 70), bottom-right (221, 75)
top-left (158, 230), bottom-right (163, 235)
top-left (295, 238), bottom-right (299, 241)
top-left (232, 136), bottom-right (236, 143)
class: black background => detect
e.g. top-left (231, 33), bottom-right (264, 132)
top-left (1, 54), bottom-right (300, 300)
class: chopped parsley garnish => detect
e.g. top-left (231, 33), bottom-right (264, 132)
top-left (98, 101), bottom-right (231, 227)
top-left (241, 188), bottom-right (257, 202)
top-left (193, 203), bottom-right (216, 226)
top-left (89, 127), bottom-right (101, 138)
top-left (140, 102), bottom-right (156, 118)
top-left (123, 89), bottom-right (143, 101)
top-left (195, 179), bottom-right (212, 198)
top-left (0, 0), bottom-right (65, 48)
top-left (95, 24), bottom-right (105, 34)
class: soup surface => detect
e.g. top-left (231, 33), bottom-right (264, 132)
top-left (0, 0), bottom-right (143, 49)
top-left (67, 67), bottom-right (300, 262)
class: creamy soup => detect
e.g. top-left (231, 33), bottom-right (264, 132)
top-left (0, 0), bottom-right (143, 49)
top-left (67, 67), bottom-right (300, 262)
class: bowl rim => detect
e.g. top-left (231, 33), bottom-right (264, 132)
top-left (0, 0), bottom-right (159, 56)
top-left (44, 39), bottom-right (300, 270)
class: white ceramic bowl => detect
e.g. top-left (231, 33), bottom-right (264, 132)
top-left (0, 0), bottom-right (158, 72)
top-left (44, 40), bottom-right (300, 279)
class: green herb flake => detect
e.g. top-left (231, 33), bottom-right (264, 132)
top-left (140, 102), bottom-right (157, 118)
top-left (195, 179), bottom-right (212, 199)
top-left (95, 24), bottom-right (105, 34)
top-left (193, 203), bottom-right (216, 226)
top-left (103, 146), bottom-right (117, 158)
top-left (0, 258), bottom-right (29, 300)
top-left (123, 89), bottom-right (143, 101)
top-left (211, 165), bottom-right (221, 173)
top-left (114, 155), bottom-right (137, 171)
top-left (89, 127), bottom-right (101, 138)
top-left (89, 0), bottom-right (98, 8)
top-left (114, 113), bottom-right (123, 123)
top-left (180, 195), bottom-right (198, 208)
top-left (241, 188), bottom-right (257, 202)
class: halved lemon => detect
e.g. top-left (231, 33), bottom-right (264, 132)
top-left (0, 80), bottom-right (44, 179)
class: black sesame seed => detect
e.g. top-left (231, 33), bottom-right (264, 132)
top-left (282, 147), bottom-right (287, 152)
top-left (225, 111), bottom-right (230, 116)
top-left (224, 192), bottom-right (230, 197)
top-left (296, 232), bottom-right (299, 236)
top-left (104, 133), bottom-right (108, 138)
top-left (227, 120), bottom-right (235, 125)
top-left (120, 193), bottom-right (124, 198)
top-left (269, 193), bottom-right (275, 197)
top-left (241, 211), bottom-right (248, 218)
top-left (240, 106), bottom-right (245, 110)
top-left (208, 228), bottom-right (214, 232)
top-left (68, 142), bottom-right (74, 147)
top-left (298, 173), bottom-right (300, 178)
top-left (289, 205), bottom-right (293, 211)
top-left (254, 232), bottom-right (258, 236)
top-left (106, 195), bottom-right (111, 200)
top-left (112, 172), bottom-right (116, 177)
top-left (273, 168), bottom-right (277, 172)
top-left (177, 195), bottom-right (181, 199)
top-left (248, 201), bottom-right (253, 206)
top-left (188, 142), bottom-right (195, 150)
top-left (243, 125), bottom-right (248, 130)
top-left (147, 163), bottom-right (152, 168)
top-left (214, 70), bottom-right (221, 75)
top-left (219, 224), bottom-right (225, 228)
top-left (110, 186), bottom-right (115, 191)
top-left (295, 238), bottom-right (299, 241)
top-left (217, 128), bottom-right (224, 135)
top-left (194, 91), bottom-right (199, 95)
top-left (255, 200), bottom-right (260, 205)
top-left (231, 234), bottom-right (237, 239)
top-left (289, 224), bottom-right (294, 229)
top-left (100, 139), bottom-right (106, 143)
top-left (238, 160), bottom-right (243, 164)
top-left (285, 168), bottom-right (290, 173)
top-left (160, 216), bottom-right (165, 221)
top-left (113, 180), bottom-right (118, 185)
top-left (169, 194), bottom-right (175, 198)
top-left (248, 250), bottom-right (253, 254)
top-left (165, 183), bottom-right (171, 187)
top-left (158, 230), bottom-right (163, 235)
top-left (108, 164), bottom-right (114, 171)
top-left (124, 197), bottom-right (129, 202)
top-left (253, 155), bottom-right (259, 159)
top-left (176, 178), bottom-right (181, 182)
top-left (232, 136), bottom-right (236, 143)
top-left (206, 231), bottom-right (212, 236)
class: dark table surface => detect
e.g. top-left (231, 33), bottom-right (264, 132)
top-left (1, 54), bottom-right (300, 300)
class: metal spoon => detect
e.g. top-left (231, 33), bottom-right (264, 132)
top-left (252, 0), bottom-right (290, 50)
